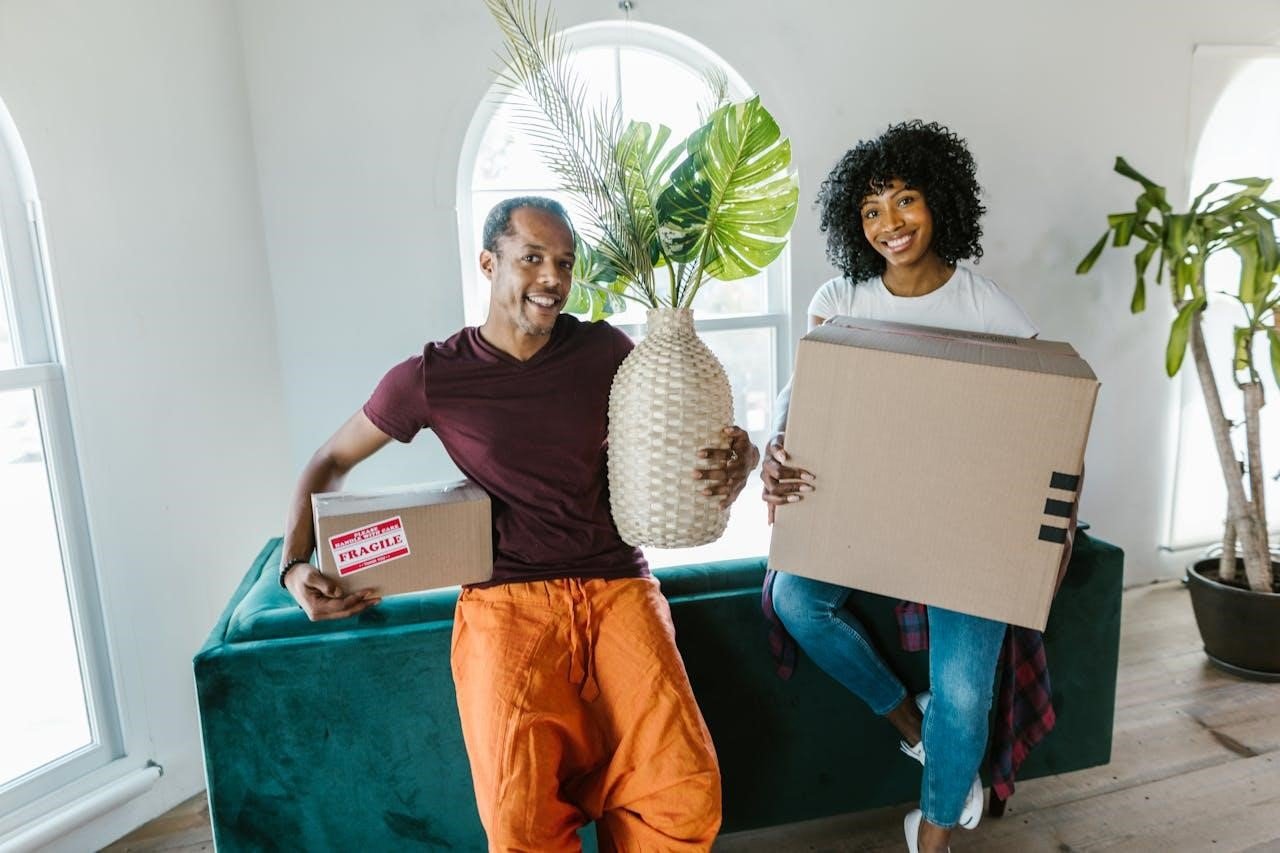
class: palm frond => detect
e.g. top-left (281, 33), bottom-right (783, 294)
top-left (697, 66), bottom-right (730, 124)
top-left (485, 0), bottom-right (657, 303)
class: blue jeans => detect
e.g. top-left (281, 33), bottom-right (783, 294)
top-left (771, 571), bottom-right (1006, 828)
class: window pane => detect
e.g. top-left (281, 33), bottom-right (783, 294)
top-left (0, 289), bottom-right (14, 369)
top-left (619, 48), bottom-right (710, 142)
top-left (473, 46), bottom-right (620, 192)
top-left (1170, 57), bottom-right (1280, 546)
top-left (690, 274), bottom-right (768, 317)
top-left (1168, 293), bottom-right (1280, 545)
top-left (0, 388), bottom-right (92, 787)
top-left (644, 326), bottom-right (775, 567)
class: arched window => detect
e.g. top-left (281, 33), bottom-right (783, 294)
top-left (0, 98), bottom-right (119, 818)
top-left (1166, 49), bottom-right (1280, 549)
top-left (457, 22), bottom-right (787, 565)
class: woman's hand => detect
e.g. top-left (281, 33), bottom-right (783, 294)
top-left (693, 426), bottom-right (761, 509)
top-left (760, 432), bottom-right (815, 524)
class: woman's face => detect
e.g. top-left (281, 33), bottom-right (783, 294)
top-left (859, 179), bottom-right (936, 270)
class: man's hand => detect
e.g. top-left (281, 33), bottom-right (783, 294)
top-left (285, 563), bottom-right (381, 621)
top-left (760, 432), bottom-right (815, 524)
top-left (693, 426), bottom-right (761, 509)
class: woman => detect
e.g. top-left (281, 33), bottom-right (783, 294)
top-left (761, 120), bottom-right (1038, 853)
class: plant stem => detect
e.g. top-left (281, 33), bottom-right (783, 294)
top-left (1242, 380), bottom-right (1272, 590)
top-left (1189, 310), bottom-right (1270, 590)
top-left (1219, 517), bottom-right (1237, 584)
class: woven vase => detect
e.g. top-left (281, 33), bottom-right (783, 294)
top-left (608, 307), bottom-right (733, 547)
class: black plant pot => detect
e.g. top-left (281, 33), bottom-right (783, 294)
top-left (1186, 558), bottom-right (1280, 681)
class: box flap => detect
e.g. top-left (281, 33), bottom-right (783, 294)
top-left (813, 317), bottom-right (1097, 381)
top-left (313, 478), bottom-right (487, 517)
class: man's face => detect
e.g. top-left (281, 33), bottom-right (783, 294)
top-left (480, 207), bottom-right (575, 338)
top-left (859, 179), bottom-right (937, 271)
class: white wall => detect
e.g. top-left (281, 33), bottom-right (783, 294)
top-left (238, 0), bottom-right (1280, 585)
top-left (0, 1), bottom-right (289, 849)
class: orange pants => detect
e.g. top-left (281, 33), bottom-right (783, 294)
top-left (451, 576), bottom-right (721, 852)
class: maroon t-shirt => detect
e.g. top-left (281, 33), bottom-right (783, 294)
top-left (363, 314), bottom-right (648, 586)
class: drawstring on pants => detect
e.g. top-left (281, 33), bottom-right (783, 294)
top-left (566, 579), bottom-right (600, 701)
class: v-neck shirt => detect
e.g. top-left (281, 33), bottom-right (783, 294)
top-left (364, 314), bottom-right (648, 586)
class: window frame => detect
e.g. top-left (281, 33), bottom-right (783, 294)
top-left (1161, 45), bottom-right (1280, 551)
top-left (455, 21), bottom-right (791, 565)
top-left (0, 98), bottom-right (123, 824)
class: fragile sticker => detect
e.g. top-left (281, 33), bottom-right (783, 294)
top-left (328, 516), bottom-right (411, 576)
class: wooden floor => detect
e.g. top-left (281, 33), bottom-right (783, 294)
top-left (102, 580), bottom-right (1280, 853)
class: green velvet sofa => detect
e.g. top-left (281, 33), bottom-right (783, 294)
top-left (194, 530), bottom-right (1122, 851)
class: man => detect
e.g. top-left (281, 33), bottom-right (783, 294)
top-left (279, 196), bottom-right (758, 851)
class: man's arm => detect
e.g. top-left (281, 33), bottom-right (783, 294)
top-left (281, 409), bottom-right (394, 621)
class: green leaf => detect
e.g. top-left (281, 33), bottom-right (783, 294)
top-left (1143, 185), bottom-right (1171, 214)
top-left (1189, 181), bottom-right (1221, 213)
top-left (655, 96), bottom-right (799, 295)
top-left (564, 282), bottom-right (590, 315)
top-left (1108, 213), bottom-right (1137, 247)
top-left (1114, 157), bottom-right (1160, 192)
top-left (1236, 241), bottom-right (1259, 305)
top-left (1242, 209), bottom-right (1278, 270)
top-left (1233, 326), bottom-right (1252, 373)
top-left (1166, 298), bottom-right (1203, 377)
top-left (567, 236), bottom-right (623, 319)
top-left (1076, 232), bottom-right (1109, 274)
top-left (1173, 255), bottom-right (1193, 303)
top-left (1130, 277), bottom-right (1146, 314)
top-left (1166, 213), bottom-right (1192, 258)
top-left (616, 120), bottom-right (681, 267)
top-left (1224, 176), bottom-right (1271, 192)
top-left (1131, 242), bottom-right (1156, 313)
top-left (1270, 328), bottom-right (1280, 389)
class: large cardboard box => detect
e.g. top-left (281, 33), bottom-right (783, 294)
top-left (769, 318), bottom-right (1099, 630)
top-left (313, 479), bottom-right (493, 596)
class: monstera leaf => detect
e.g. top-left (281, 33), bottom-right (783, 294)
top-left (566, 235), bottom-right (628, 321)
top-left (616, 121), bottom-right (683, 265)
top-left (656, 96), bottom-right (798, 293)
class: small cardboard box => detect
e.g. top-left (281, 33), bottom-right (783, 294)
top-left (768, 317), bottom-right (1100, 630)
top-left (313, 479), bottom-right (493, 596)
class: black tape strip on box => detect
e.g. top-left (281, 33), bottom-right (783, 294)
top-left (1050, 471), bottom-right (1081, 491)
top-left (1039, 524), bottom-right (1069, 544)
top-left (1044, 498), bottom-right (1074, 518)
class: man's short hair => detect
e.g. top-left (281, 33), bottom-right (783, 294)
top-left (482, 196), bottom-right (575, 252)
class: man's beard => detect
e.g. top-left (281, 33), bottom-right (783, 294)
top-left (517, 310), bottom-right (555, 337)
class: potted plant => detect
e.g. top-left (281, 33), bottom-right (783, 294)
top-left (1077, 158), bottom-right (1280, 678)
top-left (485, 0), bottom-right (798, 547)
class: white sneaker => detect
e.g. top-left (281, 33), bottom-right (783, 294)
top-left (898, 691), bottom-right (932, 763)
top-left (904, 808), bottom-right (950, 853)
top-left (898, 692), bottom-right (984, 829)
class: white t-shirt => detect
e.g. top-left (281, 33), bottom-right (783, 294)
top-left (773, 265), bottom-right (1037, 431)
top-left (807, 265), bottom-right (1039, 338)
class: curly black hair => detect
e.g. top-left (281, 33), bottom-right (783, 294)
top-left (817, 120), bottom-right (985, 282)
